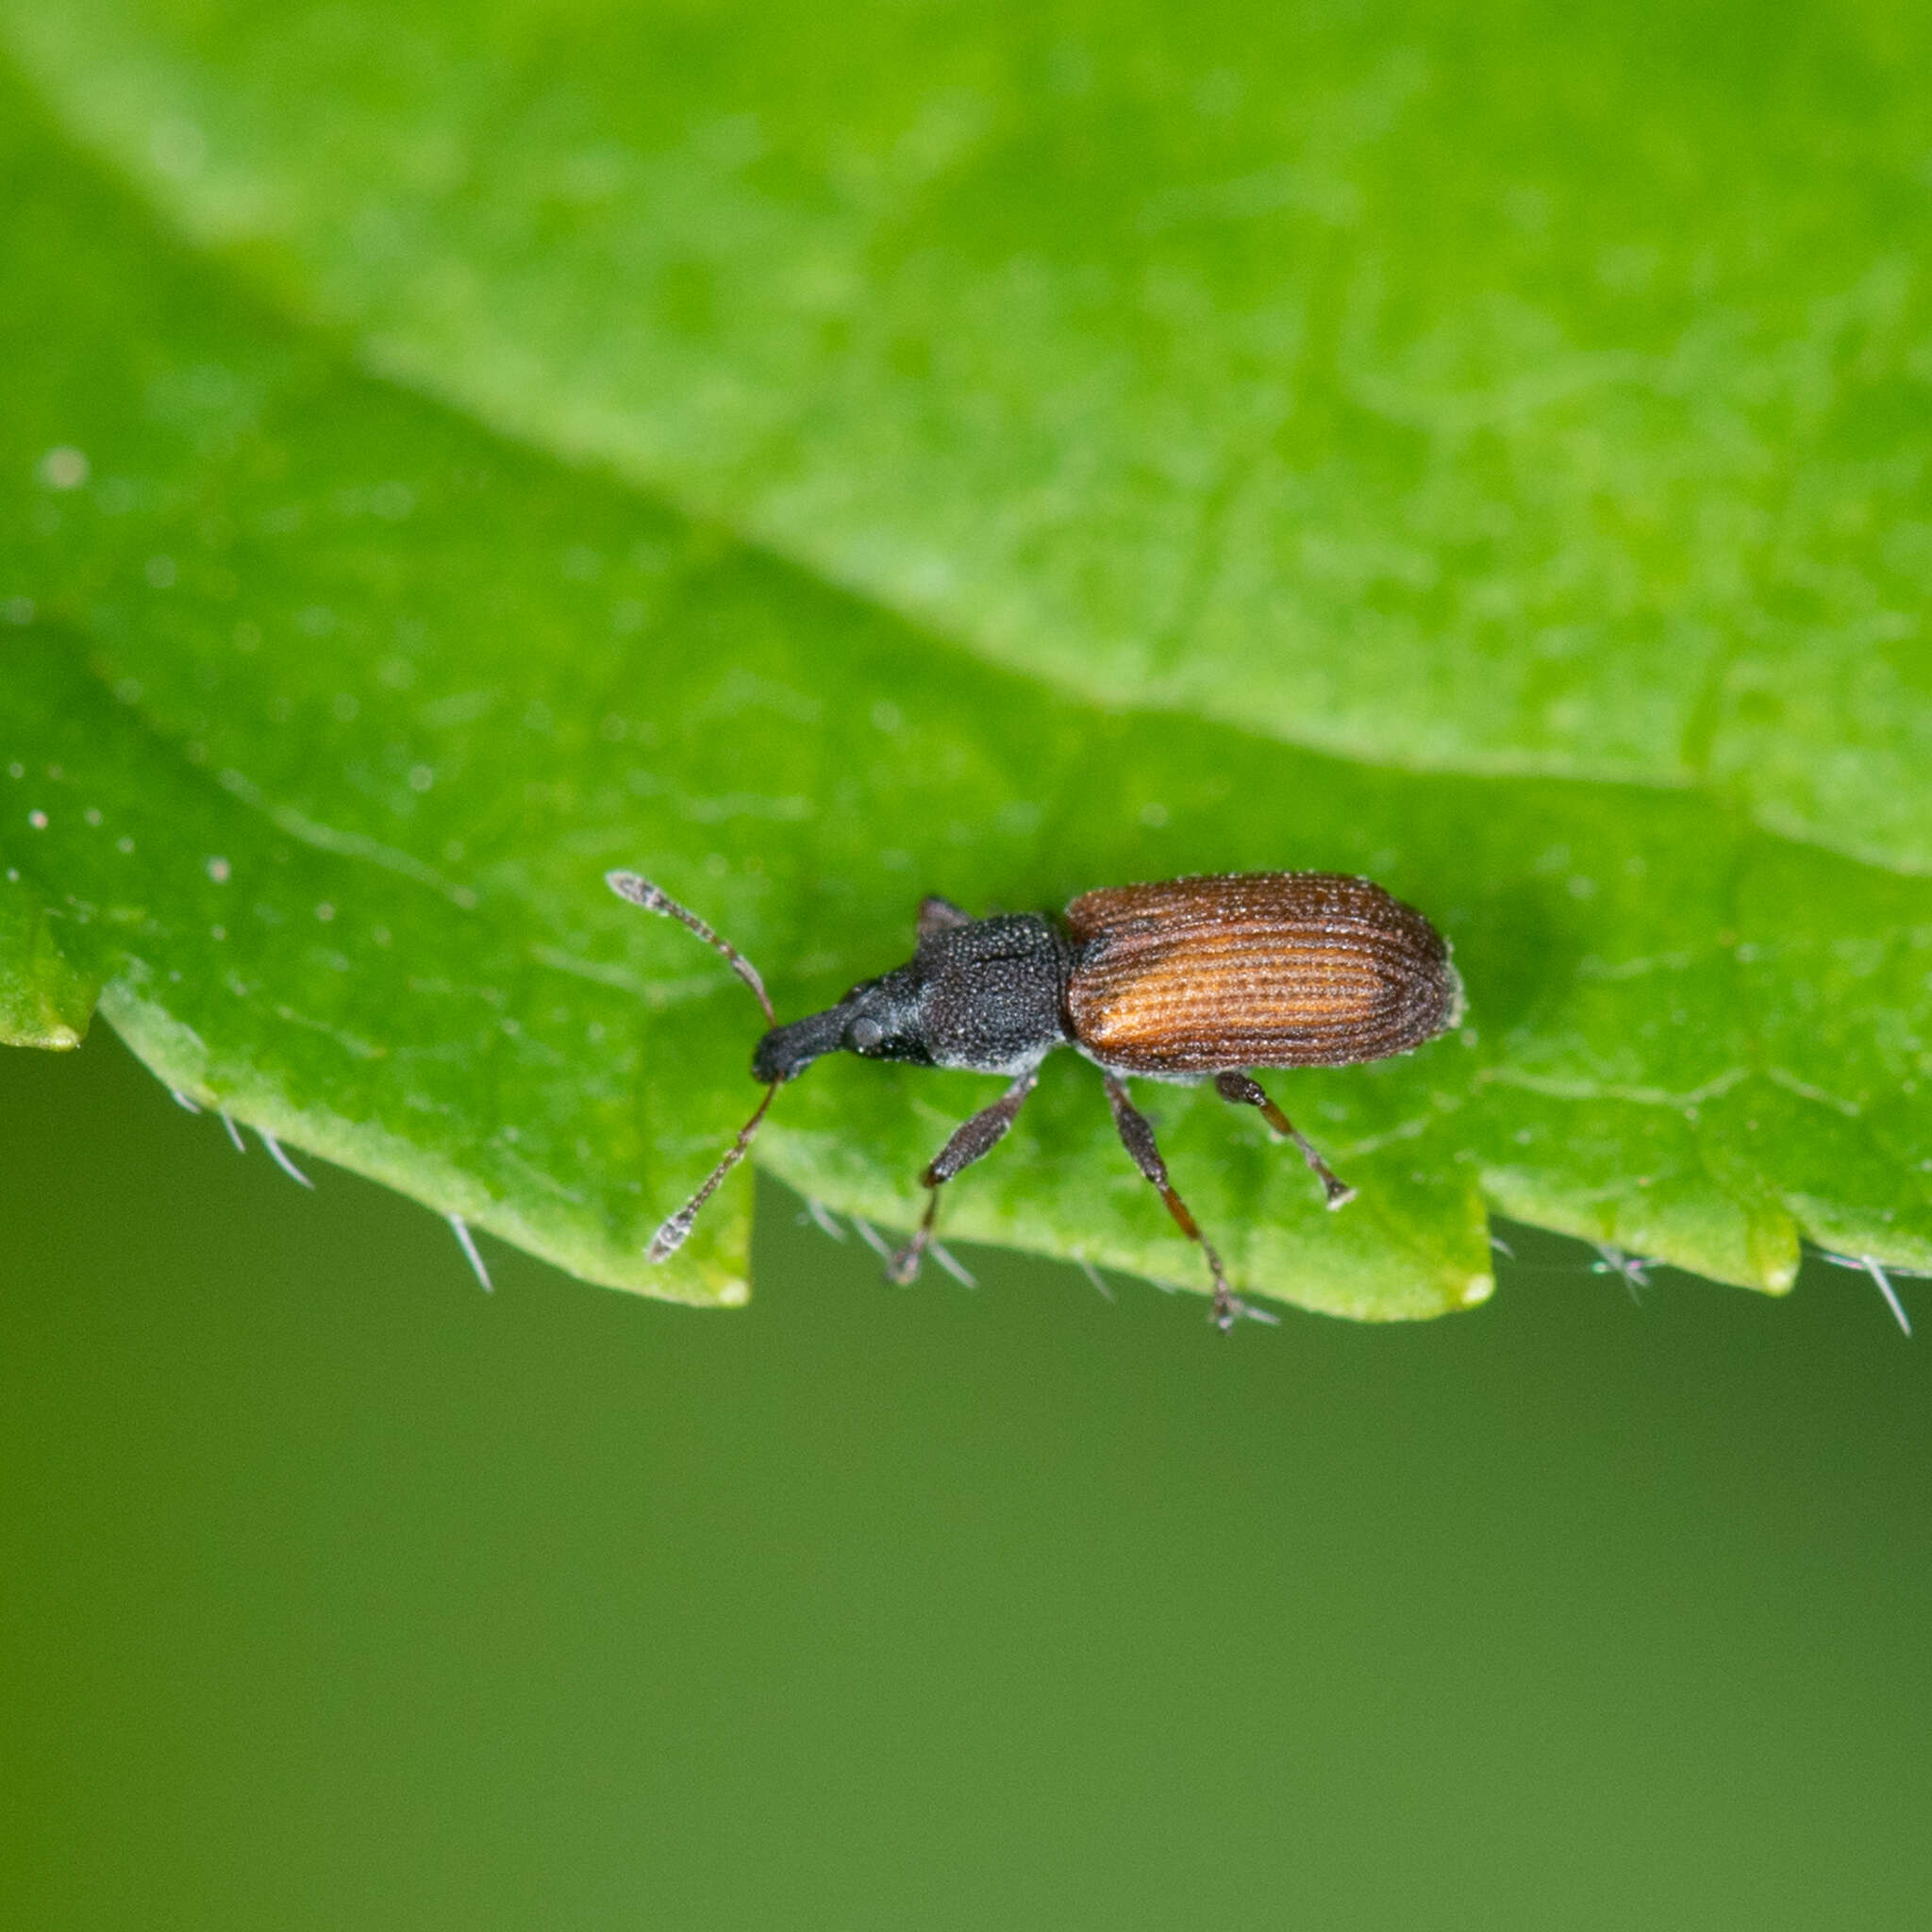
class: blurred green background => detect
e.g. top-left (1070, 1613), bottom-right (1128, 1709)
top-left (5, 1027), bottom-right (1928, 1930)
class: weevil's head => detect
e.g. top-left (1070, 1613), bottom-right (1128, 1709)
top-left (751, 962), bottom-right (931, 1084)
top-left (751, 912), bottom-right (1072, 1083)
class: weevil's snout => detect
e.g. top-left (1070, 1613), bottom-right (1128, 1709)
top-left (751, 1007), bottom-right (850, 1084)
top-left (751, 972), bottom-right (931, 1083)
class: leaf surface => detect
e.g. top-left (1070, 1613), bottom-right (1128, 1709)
top-left (8, 0), bottom-right (1932, 873)
top-left (2, 15), bottom-right (1929, 1316)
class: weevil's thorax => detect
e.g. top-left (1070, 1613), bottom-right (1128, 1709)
top-left (907, 913), bottom-right (1073, 1074)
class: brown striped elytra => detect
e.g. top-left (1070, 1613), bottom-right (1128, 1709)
top-left (608, 867), bottom-right (1463, 1329)
top-left (1065, 873), bottom-right (1461, 1074)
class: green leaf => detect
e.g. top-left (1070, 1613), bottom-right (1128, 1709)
top-left (3, 12), bottom-right (1930, 1319)
top-left (0, 881), bottom-right (98, 1050)
top-left (8, 0), bottom-right (1932, 874)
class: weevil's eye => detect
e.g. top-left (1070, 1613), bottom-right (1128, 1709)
top-left (849, 1016), bottom-right (885, 1053)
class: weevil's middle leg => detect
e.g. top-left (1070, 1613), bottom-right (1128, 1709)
top-left (1102, 1073), bottom-right (1263, 1331)
top-left (887, 1069), bottom-right (1040, 1285)
top-left (1213, 1072), bottom-right (1356, 1209)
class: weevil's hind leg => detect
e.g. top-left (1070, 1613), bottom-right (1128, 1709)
top-left (1102, 1074), bottom-right (1259, 1332)
top-left (887, 1069), bottom-right (1040, 1286)
top-left (1213, 1071), bottom-right (1356, 1210)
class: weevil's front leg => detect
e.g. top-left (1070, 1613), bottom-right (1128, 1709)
top-left (916, 894), bottom-right (971, 941)
top-left (1213, 1072), bottom-right (1356, 1209)
top-left (887, 1069), bottom-right (1040, 1285)
top-left (1102, 1074), bottom-right (1266, 1332)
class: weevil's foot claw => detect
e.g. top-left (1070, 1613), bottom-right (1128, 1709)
top-left (1211, 1288), bottom-right (1280, 1332)
top-left (1324, 1178), bottom-right (1357, 1211)
top-left (885, 1245), bottom-right (924, 1287)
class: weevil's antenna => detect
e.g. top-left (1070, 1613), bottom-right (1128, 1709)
top-left (605, 870), bottom-right (774, 1024)
top-left (606, 870), bottom-right (781, 1261)
top-left (647, 1082), bottom-right (776, 1260)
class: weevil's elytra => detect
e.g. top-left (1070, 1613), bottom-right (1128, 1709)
top-left (607, 869), bottom-right (1464, 1330)
top-left (1066, 874), bottom-right (1460, 1074)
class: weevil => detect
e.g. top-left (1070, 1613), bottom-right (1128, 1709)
top-left (607, 870), bottom-right (1464, 1328)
